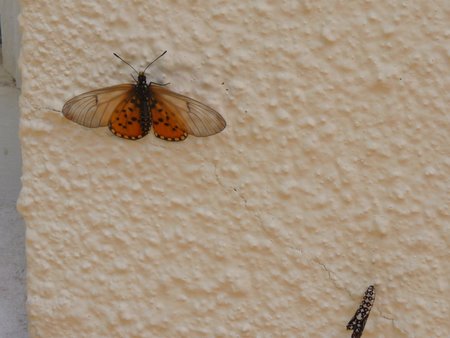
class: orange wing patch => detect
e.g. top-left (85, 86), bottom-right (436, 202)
top-left (108, 95), bottom-right (148, 140)
top-left (151, 102), bottom-right (188, 141)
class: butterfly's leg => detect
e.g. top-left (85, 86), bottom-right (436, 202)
top-left (149, 81), bottom-right (171, 87)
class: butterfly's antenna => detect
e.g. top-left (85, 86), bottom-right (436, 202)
top-left (143, 51), bottom-right (167, 73)
top-left (113, 53), bottom-right (139, 74)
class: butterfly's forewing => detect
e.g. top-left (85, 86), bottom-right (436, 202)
top-left (151, 85), bottom-right (226, 138)
top-left (108, 94), bottom-right (149, 139)
top-left (62, 84), bottom-right (133, 128)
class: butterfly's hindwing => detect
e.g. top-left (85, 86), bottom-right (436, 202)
top-left (151, 101), bottom-right (188, 142)
top-left (108, 92), bottom-right (150, 140)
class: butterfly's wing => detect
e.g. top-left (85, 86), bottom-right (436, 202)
top-left (150, 85), bottom-right (226, 141)
top-left (62, 84), bottom-right (134, 128)
top-left (150, 100), bottom-right (188, 141)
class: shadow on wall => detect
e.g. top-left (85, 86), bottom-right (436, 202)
top-left (0, 1), bottom-right (21, 87)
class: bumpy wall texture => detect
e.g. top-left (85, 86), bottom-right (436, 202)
top-left (19, 1), bottom-right (449, 337)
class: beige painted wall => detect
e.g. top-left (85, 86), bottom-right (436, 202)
top-left (19, 1), bottom-right (449, 337)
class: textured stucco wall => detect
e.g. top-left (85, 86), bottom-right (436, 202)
top-left (19, 1), bottom-right (449, 337)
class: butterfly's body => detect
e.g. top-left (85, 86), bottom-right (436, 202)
top-left (130, 73), bottom-right (153, 137)
top-left (63, 52), bottom-right (225, 141)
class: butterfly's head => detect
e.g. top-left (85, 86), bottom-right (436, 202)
top-left (137, 72), bottom-right (147, 83)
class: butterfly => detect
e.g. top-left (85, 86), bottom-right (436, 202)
top-left (346, 285), bottom-right (376, 338)
top-left (62, 51), bottom-right (226, 141)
